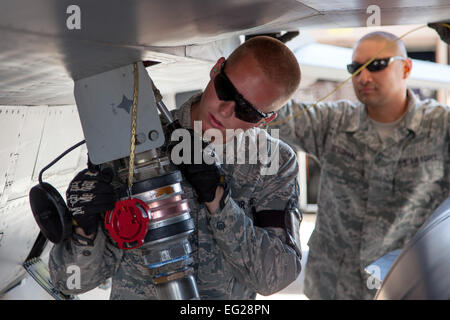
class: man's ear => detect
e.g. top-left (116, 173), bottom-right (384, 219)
top-left (210, 57), bottom-right (226, 79)
top-left (258, 112), bottom-right (277, 127)
top-left (403, 58), bottom-right (412, 79)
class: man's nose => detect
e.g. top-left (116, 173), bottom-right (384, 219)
top-left (357, 67), bottom-right (372, 84)
top-left (218, 100), bottom-right (235, 118)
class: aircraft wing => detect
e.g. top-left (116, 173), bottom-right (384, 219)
top-left (1, 0), bottom-right (449, 105)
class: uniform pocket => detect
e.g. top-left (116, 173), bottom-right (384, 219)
top-left (396, 156), bottom-right (444, 189)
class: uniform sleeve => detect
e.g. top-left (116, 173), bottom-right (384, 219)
top-left (207, 142), bottom-right (302, 296)
top-left (270, 100), bottom-right (337, 159)
top-left (49, 227), bottom-right (123, 295)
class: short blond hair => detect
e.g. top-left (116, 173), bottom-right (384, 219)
top-left (228, 36), bottom-right (301, 109)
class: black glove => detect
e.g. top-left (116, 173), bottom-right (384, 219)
top-left (66, 166), bottom-right (117, 235)
top-left (170, 129), bottom-right (226, 203)
top-left (428, 22), bottom-right (450, 44)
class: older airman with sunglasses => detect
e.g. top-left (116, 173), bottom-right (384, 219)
top-left (272, 30), bottom-right (450, 300)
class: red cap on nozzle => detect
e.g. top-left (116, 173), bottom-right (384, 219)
top-left (104, 198), bottom-right (150, 250)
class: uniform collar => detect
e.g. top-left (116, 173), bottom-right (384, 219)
top-left (172, 92), bottom-right (203, 130)
top-left (402, 89), bottom-right (423, 135)
top-left (344, 89), bottom-right (422, 135)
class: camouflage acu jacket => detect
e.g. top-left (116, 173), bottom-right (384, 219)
top-left (49, 94), bottom-right (302, 300)
top-left (273, 89), bottom-right (449, 299)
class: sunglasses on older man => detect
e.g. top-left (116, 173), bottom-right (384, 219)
top-left (213, 61), bottom-right (275, 123)
top-left (347, 56), bottom-right (406, 75)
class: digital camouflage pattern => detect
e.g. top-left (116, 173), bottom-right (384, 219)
top-left (49, 93), bottom-right (302, 300)
top-left (273, 89), bottom-right (449, 299)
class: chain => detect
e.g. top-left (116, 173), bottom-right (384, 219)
top-left (128, 62), bottom-right (139, 195)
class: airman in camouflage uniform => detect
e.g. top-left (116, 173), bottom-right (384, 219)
top-left (49, 36), bottom-right (303, 299)
top-left (272, 31), bottom-right (450, 299)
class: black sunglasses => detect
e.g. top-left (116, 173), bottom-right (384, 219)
top-left (347, 56), bottom-right (406, 75)
top-left (213, 61), bottom-right (274, 123)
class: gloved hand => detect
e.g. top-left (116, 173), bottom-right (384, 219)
top-left (170, 129), bottom-right (226, 203)
top-left (428, 22), bottom-right (450, 44)
top-left (66, 166), bottom-right (117, 235)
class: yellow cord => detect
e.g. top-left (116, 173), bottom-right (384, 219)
top-left (268, 24), bottom-right (438, 127)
